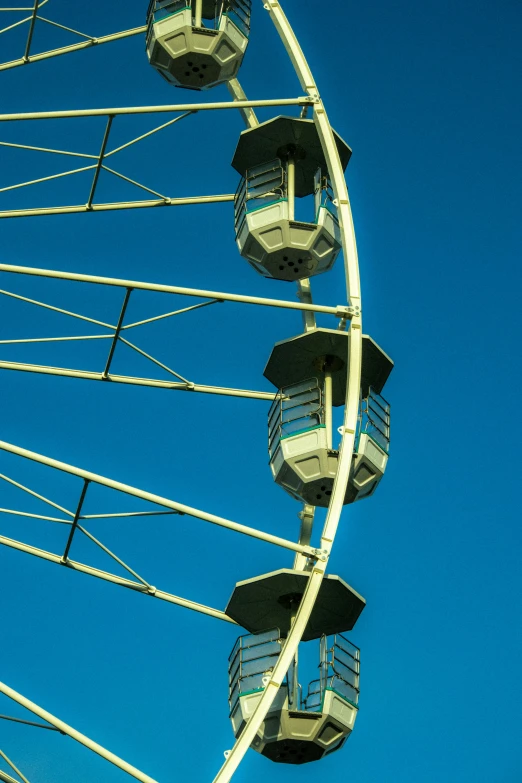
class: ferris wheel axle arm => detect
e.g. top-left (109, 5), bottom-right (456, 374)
top-left (0, 98), bottom-right (312, 123)
top-left (0, 263), bottom-right (348, 318)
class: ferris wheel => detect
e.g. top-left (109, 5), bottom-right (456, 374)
top-left (0, 2), bottom-right (394, 781)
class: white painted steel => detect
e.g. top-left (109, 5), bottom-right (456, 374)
top-left (0, 2), bottom-right (366, 778)
top-left (0, 749), bottom-right (29, 783)
top-left (0, 263), bottom-right (347, 317)
top-left (0, 98), bottom-right (311, 122)
top-left (0, 439), bottom-right (315, 557)
top-left (212, 2), bottom-right (364, 780)
top-left (0, 682), bottom-right (159, 783)
top-left (0, 195), bottom-right (236, 218)
top-left (0, 360), bottom-right (277, 400)
top-left (0, 531), bottom-right (237, 623)
top-left (0, 769), bottom-right (21, 783)
top-left (325, 370), bottom-right (333, 449)
top-left (0, 26), bottom-right (147, 71)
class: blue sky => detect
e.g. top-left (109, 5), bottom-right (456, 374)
top-left (1, 1), bottom-right (521, 781)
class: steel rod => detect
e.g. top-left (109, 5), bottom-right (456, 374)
top-left (0, 508), bottom-right (70, 523)
top-left (61, 480), bottom-right (89, 561)
top-left (120, 299), bottom-right (220, 330)
top-left (0, 263), bottom-right (346, 317)
top-left (0, 714), bottom-right (62, 732)
top-left (22, 0), bottom-right (39, 61)
top-left (324, 370), bottom-right (333, 449)
top-left (0, 361), bottom-right (277, 400)
top-left (0, 682), bottom-right (160, 783)
top-left (0, 287), bottom-right (116, 328)
top-left (296, 278), bottom-right (316, 332)
top-left (287, 155), bottom-right (295, 220)
top-left (77, 524), bottom-right (152, 588)
top-left (0, 440), bottom-right (315, 556)
top-left (0, 770), bottom-right (20, 783)
top-left (0, 140), bottom-right (97, 159)
top-left (102, 288), bottom-right (131, 378)
top-left (0, 471), bottom-right (73, 516)
top-left (0, 163), bottom-right (97, 194)
top-left (37, 15), bottom-right (94, 40)
top-left (0, 750), bottom-right (29, 783)
top-left (105, 111), bottom-right (195, 158)
top-left (0, 532), bottom-right (237, 623)
top-left (0, 26), bottom-right (147, 71)
top-left (0, 194), bottom-right (234, 218)
top-left (80, 511), bottom-right (179, 520)
top-left (0, 334), bottom-right (112, 344)
top-left (87, 116), bottom-right (113, 208)
top-left (118, 336), bottom-right (191, 384)
top-left (101, 165), bottom-right (169, 201)
top-left (194, 0), bottom-right (202, 27)
top-left (226, 78), bottom-right (258, 128)
top-left (0, 98), bottom-right (312, 122)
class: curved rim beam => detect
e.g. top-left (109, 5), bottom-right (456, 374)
top-left (212, 1), bottom-right (364, 781)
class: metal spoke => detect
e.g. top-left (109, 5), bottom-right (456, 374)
top-left (0, 360), bottom-right (276, 399)
top-left (0, 25), bottom-right (146, 71)
top-left (0, 14), bottom-right (31, 34)
top-left (0, 714), bottom-right (62, 733)
top-left (121, 299), bottom-right (221, 331)
top-left (61, 480), bottom-right (89, 562)
top-left (0, 288), bottom-right (116, 329)
top-left (104, 111), bottom-right (196, 158)
top-left (22, 0), bottom-right (40, 62)
top-left (80, 511), bottom-right (180, 520)
top-left (86, 117), bottom-right (113, 209)
top-left (77, 524), bottom-right (152, 589)
top-left (101, 289), bottom-right (131, 378)
top-left (118, 336), bottom-right (191, 384)
top-left (0, 263), bottom-right (348, 318)
top-left (0, 439), bottom-right (318, 557)
top-left (0, 472), bottom-right (73, 517)
top-left (0, 750), bottom-right (30, 783)
top-left (0, 683), bottom-right (159, 783)
top-left (0, 334), bottom-right (113, 344)
top-left (0, 164), bottom-right (97, 194)
top-left (0, 532), bottom-right (237, 623)
top-left (0, 141), bottom-right (98, 159)
top-left (0, 508), bottom-right (70, 523)
top-left (36, 16), bottom-right (94, 40)
top-left (101, 165), bottom-right (168, 201)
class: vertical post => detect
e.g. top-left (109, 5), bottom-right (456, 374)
top-left (289, 605), bottom-right (299, 708)
top-left (296, 278), bottom-right (316, 332)
top-left (324, 370), bottom-right (333, 449)
top-left (194, 0), bottom-right (203, 27)
top-left (293, 504), bottom-right (314, 570)
top-left (287, 155), bottom-right (295, 220)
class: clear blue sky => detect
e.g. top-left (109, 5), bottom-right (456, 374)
top-left (1, 1), bottom-right (521, 781)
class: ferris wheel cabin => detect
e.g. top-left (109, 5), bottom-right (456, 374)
top-left (146, 0), bottom-right (251, 89)
top-left (265, 329), bottom-right (393, 507)
top-left (228, 628), bottom-right (360, 764)
top-left (232, 117), bottom-right (351, 281)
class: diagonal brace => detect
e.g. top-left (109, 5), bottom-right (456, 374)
top-left (102, 288), bottom-right (132, 378)
top-left (61, 479), bottom-right (89, 562)
top-left (86, 116), bottom-right (113, 209)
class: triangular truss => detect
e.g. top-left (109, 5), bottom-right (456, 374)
top-left (0, 1), bottom-right (146, 72)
